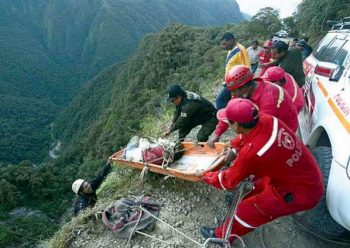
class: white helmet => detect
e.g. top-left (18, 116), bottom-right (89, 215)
top-left (72, 179), bottom-right (84, 194)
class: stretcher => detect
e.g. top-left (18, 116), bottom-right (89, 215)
top-left (109, 142), bottom-right (227, 182)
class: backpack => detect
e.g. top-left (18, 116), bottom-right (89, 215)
top-left (102, 196), bottom-right (161, 239)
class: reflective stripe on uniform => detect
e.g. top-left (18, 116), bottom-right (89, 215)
top-left (275, 84), bottom-right (284, 108)
top-left (289, 74), bottom-right (298, 102)
top-left (266, 82), bottom-right (284, 108)
top-left (234, 214), bottom-right (256, 229)
top-left (257, 117), bottom-right (278, 156)
top-left (218, 171), bottom-right (228, 190)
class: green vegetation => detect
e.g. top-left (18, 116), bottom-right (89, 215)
top-left (2, 0), bottom-right (350, 246)
top-left (294, 0), bottom-right (350, 44)
top-left (0, 0), bottom-right (242, 164)
top-left (55, 24), bottom-right (227, 162)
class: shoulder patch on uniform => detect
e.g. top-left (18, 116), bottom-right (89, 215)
top-left (180, 112), bottom-right (187, 117)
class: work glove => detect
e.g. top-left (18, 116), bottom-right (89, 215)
top-left (202, 171), bottom-right (217, 184)
top-left (161, 125), bottom-right (172, 138)
top-left (207, 135), bottom-right (220, 148)
top-left (161, 130), bottom-right (170, 138)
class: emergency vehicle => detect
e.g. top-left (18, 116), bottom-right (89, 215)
top-left (296, 17), bottom-right (350, 243)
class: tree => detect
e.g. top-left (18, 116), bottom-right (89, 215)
top-left (294, 0), bottom-right (350, 43)
top-left (248, 7), bottom-right (282, 38)
top-left (283, 16), bottom-right (299, 38)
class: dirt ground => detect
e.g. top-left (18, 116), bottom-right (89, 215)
top-left (67, 179), bottom-right (349, 248)
top-left (66, 128), bottom-right (350, 248)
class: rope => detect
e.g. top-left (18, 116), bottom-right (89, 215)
top-left (223, 182), bottom-right (253, 240)
top-left (134, 144), bottom-right (198, 179)
top-left (229, 234), bottom-right (247, 248)
top-left (290, 215), bottom-right (350, 245)
top-left (140, 144), bottom-right (197, 165)
top-left (138, 206), bottom-right (202, 246)
top-left (259, 214), bottom-right (350, 247)
top-left (260, 225), bottom-right (268, 248)
top-left (140, 150), bottom-right (149, 180)
top-left (217, 180), bottom-right (252, 248)
top-left (135, 231), bottom-right (175, 246)
top-left (126, 209), bottom-right (143, 247)
top-left (139, 164), bottom-right (149, 180)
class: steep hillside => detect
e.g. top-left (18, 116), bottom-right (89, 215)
top-left (41, 0), bottom-right (243, 80)
top-left (0, 0), bottom-right (79, 163)
top-left (0, 23), bottom-right (238, 248)
top-left (0, 0), bottom-right (243, 164)
top-left (54, 24), bottom-right (230, 163)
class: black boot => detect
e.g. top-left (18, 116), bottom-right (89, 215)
top-left (200, 226), bottom-right (217, 239)
top-left (200, 226), bottom-right (226, 247)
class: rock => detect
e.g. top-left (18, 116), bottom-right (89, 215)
top-left (174, 221), bottom-right (183, 228)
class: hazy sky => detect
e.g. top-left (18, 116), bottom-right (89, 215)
top-left (236, 0), bottom-right (303, 18)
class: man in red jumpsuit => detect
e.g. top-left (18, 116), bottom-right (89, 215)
top-left (208, 65), bottom-right (298, 147)
top-left (262, 66), bottom-right (304, 113)
top-left (257, 40), bottom-right (273, 77)
top-left (200, 98), bottom-right (323, 244)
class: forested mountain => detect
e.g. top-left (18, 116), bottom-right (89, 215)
top-left (0, 0), bottom-right (243, 164)
top-left (54, 25), bottom-right (225, 163)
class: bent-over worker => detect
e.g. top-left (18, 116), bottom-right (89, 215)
top-left (162, 84), bottom-right (217, 142)
top-left (200, 98), bottom-right (323, 244)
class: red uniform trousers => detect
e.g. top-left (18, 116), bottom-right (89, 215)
top-left (215, 177), bottom-right (322, 243)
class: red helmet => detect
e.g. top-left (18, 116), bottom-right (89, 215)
top-left (225, 65), bottom-right (254, 91)
top-left (262, 66), bottom-right (285, 81)
top-left (217, 98), bottom-right (259, 123)
top-left (263, 40), bottom-right (273, 48)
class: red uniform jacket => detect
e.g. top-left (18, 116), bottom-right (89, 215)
top-left (258, 50), bottom-right (273, 76)
top-left (205, 115), bottom-right (323, 206)
top-left (283, 73), bottom-right (304, 113)
top-left (259, 50), bottom-right (272, 64)
top-left (214, 79), bottom-right (298, 137)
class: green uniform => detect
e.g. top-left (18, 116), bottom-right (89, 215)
top-left (170, 91), bottom-right (217, 142)
top-left (275, 49), bottom-right (305, 87)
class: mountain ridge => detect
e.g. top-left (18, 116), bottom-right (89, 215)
top-left (0, 0), bottom-right (243, 164)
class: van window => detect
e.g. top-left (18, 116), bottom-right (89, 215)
top-left (314, 33), bottom-right (336, 59)
top-left (316, 38), bottom-right (347, 63)
top-left (333, 41), bottom-right (349, 66)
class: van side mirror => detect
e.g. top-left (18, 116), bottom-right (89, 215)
top-left (330, 65), bottom-right (344, 82)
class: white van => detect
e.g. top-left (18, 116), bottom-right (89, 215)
top-left (296, 17), bottom-right (350, 243)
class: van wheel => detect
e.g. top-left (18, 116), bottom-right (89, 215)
top-left (292, 146), bottom-right (350, 244)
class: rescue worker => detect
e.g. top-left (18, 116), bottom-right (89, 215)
top-left (215, 32), bottom-right (250, 110)
top-left (208, 65), bottom-right (298, 147)
top-left (257, 40), bottom-right (273, 76)
top-left (262, 66), bottom-right (304, 113)
top-left (271, 41), bottom-right (305, 87)
top-left (289, 38), bottom-right (299, 49)
top-left (296, 40), bottom-right (313, 61)
top-left (72, 163), bottom-right (111, 216)
top-left (199, 98), bottom-right (323, 244)
top-left (162, 84), bottom-right (217, 142)
top-left (247, 40), bottom-right (262, 73)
